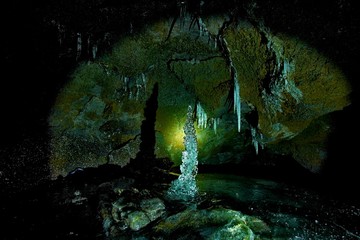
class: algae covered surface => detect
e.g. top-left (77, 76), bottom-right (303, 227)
top-left (49, 14), bottom-right (351, 177)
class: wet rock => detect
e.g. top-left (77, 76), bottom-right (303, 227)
top-left (140, 198), bottom-right (166, 221)
top-left (127, 210), bottom-right (151, 231)
top-left (155, 207), bottom-right (269, 238)
top-left (49, 14), bottom-right (352, 176)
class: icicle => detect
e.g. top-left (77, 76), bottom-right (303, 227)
top-left (57, 23), bottom-right (65, 46)
top-left (260, 133), bottom-right (265, 150)
top-left (76, 32), bottom-right (82, 61)
top-left (251, 127), bottom-right (259, 155)
top-left (87, 35), bottom-right (91, 57)
top-left (196, 102), bottom-right (207, 129)
top-left (123, 76), bottom-right (129, 92)
top-left (129, 22), bottom-right (133, 34)
top-left (141, 73), bottom-right (146, 91)
top-left (219, 31), bottom-right (241, 132)
top-left (179, 1), bottom-right (187, 29)
top-left (213, 118), bottom-right (217, 134)
top-left (233, 75), bottom-right (241, 132)
top-left (211, 118), bottom-right (220, 134)
top-left (198, 17), bottom-right (205, 36)
top-left (122, 73), bottom-right (147, 101)
top-left (92, 45), bottom-right (97, 60)
top-left (136, 84), bottom-right (141, 100)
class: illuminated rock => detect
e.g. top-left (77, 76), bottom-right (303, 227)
top-left (49, 15), bottom-right (351, 177)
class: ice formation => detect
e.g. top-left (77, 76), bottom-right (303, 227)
top-left (121, 73), bottom-right (147, 100)
top-left (219, 30), bottom-right (242, 132)
top-left (167, 105), bottom-right (198, 202)
top-left (92, 45), bottom-right (98, 59)
top-left (76, 32), bottom-right (82, 60)
top-left (210, 118), bottom-right (220, 134)
top-left (251, 127), bottom-right (265, 155)
top-left (196, 102), bottom-right (207, 129)
top-left (260, 27), bottom-right (303, 115)
top-left (234, 76), bottom-right (241, 132)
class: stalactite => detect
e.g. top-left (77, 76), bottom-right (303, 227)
top-left (217, 20), bottom-right (242, 132)
top-left (251, 127), bottom-right (259, 155)
top-left (92, 45), bottom-right (98, 60)
top-left (259, 26), bottom-right (303, 115)
top-left (76, 32), bottom-right (82, 61)
top-left (121, 73), bottom-right (148, 100)
top-left (196, 102), bottom-right (207, 129)
top-left (211, 118), bottom-right (220, 134)
top-left (250, 126), bottom-right (264, 155)
top-left (233, 73), bottom-right (241, 132)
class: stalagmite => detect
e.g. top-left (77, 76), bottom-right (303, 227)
top-left (167, 105), bottom-right (198, 202)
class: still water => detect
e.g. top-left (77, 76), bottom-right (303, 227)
top-left (196, 173), bottom-right (360, 239)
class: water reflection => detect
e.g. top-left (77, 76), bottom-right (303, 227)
top-left (197, 173), bottom-right (360, 239)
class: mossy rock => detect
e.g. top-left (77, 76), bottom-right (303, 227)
top-left (49, 16), bottom-right (352, 176)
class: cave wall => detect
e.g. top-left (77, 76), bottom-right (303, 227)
top-left (49, 12), bottom-right (351, 177)
top-left (1, 0), bottom-right (359, 193)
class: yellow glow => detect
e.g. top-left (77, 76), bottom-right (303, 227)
top-left (169, 123), bottom-right (185, 149)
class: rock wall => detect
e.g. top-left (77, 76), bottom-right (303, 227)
top-left (49, 13), bottom-right (351, 177)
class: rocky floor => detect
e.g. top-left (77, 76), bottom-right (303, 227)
top-left (1, 164), bottom-right (359, 240)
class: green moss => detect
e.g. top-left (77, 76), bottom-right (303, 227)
top-left (172, 57), bottom-right (231, 115)
top-left (49, 63), bottom-right (109, 124)
top-left (49, 17), bottom-right (353, 175)
top-left (279, 33), bottom-right (351, 112)
top-left (242, 31), bottom-right (351, 144)
top-left (271, 114), bottom-right (333, 172)
top-left (102, 36), bottom-right (157, 76)
top-left (49, 134), bottom-right (108, 177)
top-left (162, 34), bottom-right (219, 58)
top-left (155, 208), bottom-right (267, 238)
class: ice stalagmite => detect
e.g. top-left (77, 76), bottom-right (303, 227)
top-left (167, 105), bottom-right (198, 202)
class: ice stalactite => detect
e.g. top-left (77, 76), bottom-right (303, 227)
top-left (196, 102), bottom-right (207, 129)
top-left (283, 60), bottom-right (303, 103)
top-left (193, 15), bottom-right (218, 49)
top-left (167, 1), bottom-right (217, 48)
top-left (167, 105), bottom-right (198, 202)
top-left (217, 19), bottom-right (242, 132)
top-left (141, 73), bottom-right (147, 93)
top-left (121, 73), bottom-right (147, 100)
top-left (178, 1), bottom-right (187, 30)
top-left (233, 74), bottom-right (241, 132)
top-left (197, 17), bottom-right (207, 37)
top-left (56, 22), bottom-right (65, 46)
top-left (195, 103), bottom-right (220, 134)
top-left (76, 32), bottom-right (82, 61)
top-left (87, 35), bottom-right (91, 57)
top-left (259, 25), bottom-right (303, 115)
top-left (92, 45), bottom-right (98, 60)
top-left (250, 126), bottom-right (264, 155)
top-left (210, 118), bottom-right (220, 134)
top-left (251, 127), bottom-right (259, 155)
top-left (97, 62), bottom-right (151, 101)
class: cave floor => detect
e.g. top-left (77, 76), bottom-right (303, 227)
top-left (1, 167), bottom-right (359, 240)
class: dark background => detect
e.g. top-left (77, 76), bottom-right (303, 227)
top-left (0, 0), bottom-right (359, 201)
